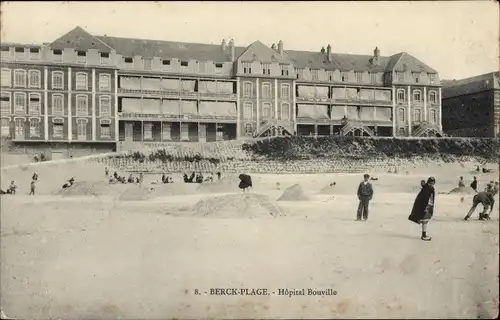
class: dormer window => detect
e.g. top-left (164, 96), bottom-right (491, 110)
top-left (412, 72), bottom-right (420, 84)
top-left (1, 47), bottom-right (9, 52)
top-left (77, 51), bottom-right (86, 63)
top-left (15, 47), bottom-right (24, 53)
top-left (15, 47), bottom-right (25, 59)
top-left (53, 49), bottom-right (62, 55)
top-left (124, 57), bottom-right (133, 63)
top-left (100, 52), bottom-right (109, 64)
top-left (162, 59), bottom-right (171, 65)
top-left (215, 63), bottom-right (223, 68)
top-left (180, 61), bottom-right (188, 67)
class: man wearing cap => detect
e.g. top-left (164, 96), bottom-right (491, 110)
top-left (463, 191), bottom-right (495, 221)
top-left (409, 177), bottom-right (436, 241)
top-left (356, 173), bottom-right (374, 221)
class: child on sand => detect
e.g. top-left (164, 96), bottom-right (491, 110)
top-left (29, 180), bottom-right (36, 195)
top-left (458, 176), bottom-right (465, 188)
top-left (470, 176), bottom-right (478, 192)
top-left (356, 174), bottom-right (374, 221)
top-left (238, 174), bottom-right (252, 192)
top-left (9, 181), bottom-right (17, 195)
top-left (408, 177), bottom-right (436, 241)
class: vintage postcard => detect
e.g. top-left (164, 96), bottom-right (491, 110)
top-left (0, 1), bottom-right (499, 319)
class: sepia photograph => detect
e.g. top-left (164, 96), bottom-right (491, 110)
top-left (0, 1), bottom-right (499, 319)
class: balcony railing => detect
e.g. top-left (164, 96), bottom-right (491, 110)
top-left (118, 88), bottom-right (237, 99)
top-left (296, 95), bottom-right (392, 105)
top-left (119, 112), bottom-right (237, 121)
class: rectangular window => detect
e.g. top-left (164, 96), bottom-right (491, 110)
top-left (75, 73), bottom-right (88, 90)
top-left (341, 73), bottom-right (348, 82)
top-left (262, 83), bottom-right (272, 98)
top-left (15, 47), bottom-right (25, 59)
top-left (243, 82), bottom-right (252, 98)
top-left (280, 64), bottom-right (289, 76)
top-left (53, 49), bottom-right (62, 61)
top-left (296, 69), bottom-right (304, 80)
top-left (430, 110), bottom-right (437, 123)
top-left (99, 74), bottom-right (111, 91)
top-left (215, 63), bottom-right (223, 68)
top-left (429, 73), bottom-right (436, 84)
top-left (180, 61), bottom-right (188, 67)
top-left (29, 94), bottom-right (41, 115)
top-left (412, 72), bottom-right (420, 84)
top-left (262, 63), bottom-right (271, 75)
top-left (262, 103), bottom-right (271, 118)
top-left (52, 95), bottom-right (64, 115)
top-left (243, 102), bottom-right (253, 119)
top-left (162, 59), bottom-right (171, 65)
top-left (311, 69), bottom-right (318, 81)
top-left (370, 72), bottom-right (377, 84)
top-left (76, 95), bottom-right (88, 116)
top-left (1, 68), bottom-right (12, 87)
top-left (398, 108), bottom-right (405, 122)
top-left (14, 69), bottom-right (27, 87)
top-left (143, 58), bottom-right (152, 70)
top-left (1, 92), bottom-right (11, 115)
top-left (29, 119), bottom-right (41, 137)
top-left (124, 57), bottom-right (133, 64)
top-left (29, 48), bottom-right (40, 60)
top-left (356, 72), bottom-right (363, 83)
top-left (77, 51), bottom-right (86, 63)
top-left (414, 109), bottom-right (421, 122)
top-left (28, 70), bottom-right (41, 88)
top-left (100, 122), bottom-right (111, 138)
top-left (281, 103), bottom-right (290, 120)
top-left (99, 96), bottom-right (111, 116)
top-left (280, 84), bottom-right (290, 99)
top-left (14, 93), bottom-right (26, 114)
top-left (413, 90), bottom-right (422, 102)
top-left (100, 52), bottom-right (109, 64)
top-left (429, 91), bottom-right (437, 104)
top-left (162, 123), bottom-right (171, 141)
top-left (52, 71), bottom-right (64, 89)
top-left (53, 123), bottom-right (64, 138)
top-left (397, 90), bottom-right (405, 102)
top-left (1, 118), bottom-right (10, 137)
top-left (243, 62), bottom-right (252, 74)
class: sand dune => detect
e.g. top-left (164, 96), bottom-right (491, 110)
top-left (277, 184), bottom-right (310, 201)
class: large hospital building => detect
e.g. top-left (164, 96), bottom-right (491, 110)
top-left (1, 27), bottom-right (443, 158)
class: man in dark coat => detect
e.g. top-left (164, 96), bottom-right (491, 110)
top-left (238, 174), bottom-right (252, 192)
top-left (356, 174), bottom-right (374, 221)
top-left (463, 191), bottom-right (495, 221)
top-left (408, 177), bottom-right (436, 241)
top-left (470, 176), bottom-right (478, 192)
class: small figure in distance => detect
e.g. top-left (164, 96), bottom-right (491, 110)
top-left (238, 174), bottom-right (252, 193)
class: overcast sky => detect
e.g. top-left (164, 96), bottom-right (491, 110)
top-left (1, 1), bottom-right (498, 80)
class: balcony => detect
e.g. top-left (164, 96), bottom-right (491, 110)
top-left (296, 95), bottom-right (392, 106)
top-left (119, 112), bottom-right (237, 122)
top-left (118, 88), bottom-right (237, 100)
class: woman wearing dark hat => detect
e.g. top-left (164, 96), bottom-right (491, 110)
top-left (238, 174), bottom-right (252, 192)
top-left (408, 177), bottom-right (436, 241)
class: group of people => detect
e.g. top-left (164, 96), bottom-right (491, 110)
top-left (0, 172), bottom-right (39, 195)
top-left (356, 173), bottom-right (498, 242)
top-left (183, 171), bottom-right (221, 184)
top-left (106, 167), bottom-right (144, 185)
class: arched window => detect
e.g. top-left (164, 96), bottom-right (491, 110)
top-left (413, 108), bottom-right (421, 122)
top-left (243, 82), bottom-right (253, 98)
top-left (14, 118), bottom-right (25, 139)
top-left (243, 102), bottom-right (253, 119)
top-left (76, 95), bottom-right (88, 116)
top-left (51, 71), bottom-right (64, 89)
top-left (14, 69), bottom-right (27, 88)
top-left (398, 108), bottom-right (405, 122)
top-left (99, 96), bottom-right (111, 116)
top-left (1, 68), bottom-right (12, 87)
top-left (28, 70), bottom-right (41, 88)
top-left (29, 118), bottom-right (41, 137)
top-left (262, 82), bottom-right (271, 98)
top-left (397, 89), bottom-right (405, 103)
top-left (429, 91), bottom-right (437, 105)
top-left (281, 103), bottom-right (290, 120)
top-left (76, 118), bottom-right (88, 140)
top-left (52, 94), bottom-right (64, 115)
top-left (75, 72), bottom-right (88, 90)
top-left (413, 90), bottom-right (422, 103)
top-left (430, 109), bottom-right (437, 123)
top-left (14, 92), bottom-right (27, 114)
top-left (262, 102), bottom-right (271, 118)
top-left (29, 93), bottom-right (41, 115)
top-left (99, 73), bottom-right (111, 91)
top-left (280, 84), bottom-right (290, 99)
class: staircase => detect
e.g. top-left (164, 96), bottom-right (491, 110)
top-left (412, 121), bottom-right (443, 137)
top-left (255, 119), bottom-right (294, 137)
top-left (342, 121), bottom-right (375, 137)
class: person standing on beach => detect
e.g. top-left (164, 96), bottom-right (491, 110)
top-left (356, 174), bottom-right (374, 221)
top-left (464, 191), bottom-right (495, 221)
top-left (470, 176), bottom-right (478, 192)
top-left (408, 177), bottom-right (436, 241)
top-left (29, 180), bottom-right (36, 195)
top-left (458, 176), bottom-right (465, 188)
top-left (32, 172), bottom-right (38, 181)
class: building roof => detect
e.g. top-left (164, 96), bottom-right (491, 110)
top-left (8, 26), bottom-right (440, 74)
top-left (442, 72), bottom-right (499, 98)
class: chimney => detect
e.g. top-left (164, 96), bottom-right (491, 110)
top-left (271, 43), bottom-right (276, 50)
top-left (228, 39), bottom-right (235, 61)
top-left (326, 44), bottom-right (331, 62)
top-left (278, 40), bottom-right (283, 55)
top-left (321, 47), bottom-right (325, 54)
top-left (372, 46), bottom-right (380, 66)
top-left (222, 39), bottom-right (227, 52)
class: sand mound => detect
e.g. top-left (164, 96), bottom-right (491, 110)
top-left (197, 175), bottom-right (241, 193)
top-left (448, 186), bottom-right (478, 195)
top-left (277, 184), bottom-right (310, 201)
top-left (54, 181), bottom-right (112, 197)
top-left (119, 185), bottom-right (156, 201)
top-left (150, 183), bottom-right (200, 197)
top-left (192, 193), bottom-right (285, 218)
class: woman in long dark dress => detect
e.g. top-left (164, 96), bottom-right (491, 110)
top-left (238, 174), bottom-right (252, 192)
top-left (408, 177), bottom-right (436, 241)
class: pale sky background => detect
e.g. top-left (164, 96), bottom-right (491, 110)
top-left (1, 1), bottom-right (498, 80)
